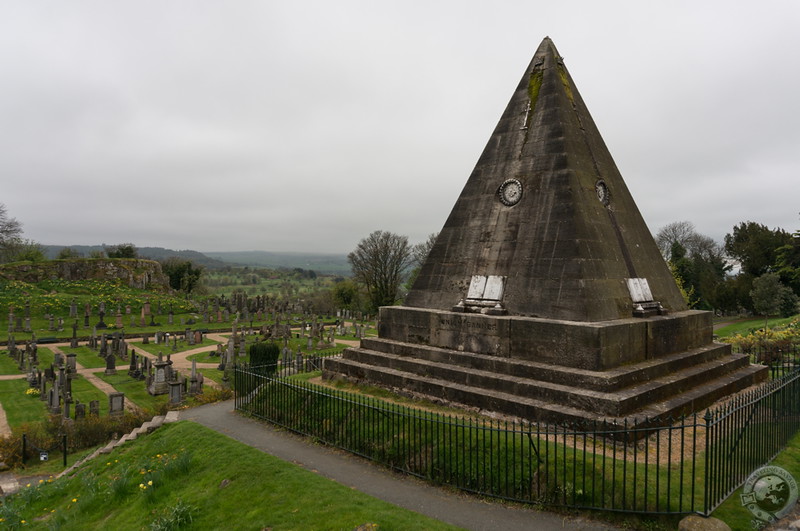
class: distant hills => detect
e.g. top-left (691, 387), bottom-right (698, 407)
top-left (204, 251), bottom-right (350, 275)
top-left (41, 245), bottom-right (350, 275)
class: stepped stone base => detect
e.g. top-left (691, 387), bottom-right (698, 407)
top-left (323, 307), bottom-right (768, 427)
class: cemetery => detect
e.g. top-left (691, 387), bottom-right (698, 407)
top-left (1, 32), bottom-right (799, 531)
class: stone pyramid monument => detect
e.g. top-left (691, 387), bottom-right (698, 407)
top-left (324, 37), bottom-right (766, 426)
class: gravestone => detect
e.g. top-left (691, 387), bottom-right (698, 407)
top-left (104, 352), bottom-right (117, 375)
top-left (324, 37), bottom-right (768, 428)
top-left (168, 381), bottom-right (182, 405)
top-left (89, 400), bottom-right (100, 416)
top-left (109, 392), bottom-right (124, 416)
top-left (75, 402), bottom-right (86, 419)
top-left (147, 353), bottom-right (170, 395)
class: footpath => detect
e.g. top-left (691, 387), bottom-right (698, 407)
top-left (180, 400), bottom-right (618, 531)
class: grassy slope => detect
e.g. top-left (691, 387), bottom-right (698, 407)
top-left (1, 421), bottom-right (459, 530)
top-left (714, 315), bottom-right (798, 338)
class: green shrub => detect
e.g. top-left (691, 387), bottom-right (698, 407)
top-left (248, 341), bottom-right (280, 374)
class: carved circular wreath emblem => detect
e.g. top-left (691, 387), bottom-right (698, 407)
top-left (595, 180), bottom-right (610, 206)
top-left (498, 179), bottom-right (523, 206)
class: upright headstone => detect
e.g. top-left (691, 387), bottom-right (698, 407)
top-left (109, 392), bottom-right (124, 416)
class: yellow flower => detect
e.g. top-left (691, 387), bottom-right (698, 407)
top-left (147, 480), bottom-right (153, 486)
top-left (72, 498), bottom-right (77, 503)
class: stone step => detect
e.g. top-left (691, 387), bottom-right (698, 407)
top-left (359, 337), bottom-right (734, 392)
top-left (332, 344), bottom-right (753, 416)
top-left (324, 355), bottom-right (767, 425)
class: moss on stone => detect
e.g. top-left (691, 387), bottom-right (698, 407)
top-left (557, 64), bottom-right (574, 103)
top-left (527, 69), bottom-right (543, 113)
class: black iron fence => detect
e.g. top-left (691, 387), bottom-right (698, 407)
top-left (733, 345), bottom-right (800, 379)
top-left (234, 359), bottom-right (800, 515)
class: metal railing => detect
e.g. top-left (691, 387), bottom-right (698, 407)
top-left (233, 360), bottom-right (800, 515)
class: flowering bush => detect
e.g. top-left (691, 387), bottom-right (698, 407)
top-left (25, 388), bottom-right (40, 397)
top-left (722, 318), bottom-right (800, 353)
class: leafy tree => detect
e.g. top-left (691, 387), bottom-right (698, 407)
top-left (56, 247), bottom-right (82, 259)
top-left (348, 230), bottom-right (412, 312)
top-left (248, 341), bottom-right (280, 375)
top-left (8, 239), bottom-right (46, 262)
top-left (775, 220), bottom-right (800, 295)
top-left (161, 257), bottom-right (204, 293)
top-left (724, 222), bottom-right (792, 277)
top-left (331, 279), bottom-right (362, 310)
top-left (657, 222), bottom-right (729, 310)
top-left (750, 273), bottom-right (796, 330)
top-left (105, 243), bottom-right (138, 259)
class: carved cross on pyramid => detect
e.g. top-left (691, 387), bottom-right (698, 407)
top-left (405, 37), bottom-right (686, 322)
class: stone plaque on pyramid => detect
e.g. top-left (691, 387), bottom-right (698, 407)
top-left (324, 38), bottom-right (766, 426)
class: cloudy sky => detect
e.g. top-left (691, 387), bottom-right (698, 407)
top-left (2, 1), bottom-right (798, 254)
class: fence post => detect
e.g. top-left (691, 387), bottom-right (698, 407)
top-left (63, 434), bottom-right (67, 467)
top-left (21, 433), bottom-right (26, 465)
top-left (703, 409), bottom-right (713, 516)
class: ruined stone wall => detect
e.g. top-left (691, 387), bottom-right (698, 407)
top-left (0, 258), bottom-right (170, 291)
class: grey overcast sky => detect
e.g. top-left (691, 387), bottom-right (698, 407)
top-left (1, 1), bottom-right (798, 254)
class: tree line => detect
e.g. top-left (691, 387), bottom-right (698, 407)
top-left (345, 220), bottom-right (800, 319)
top-left (656, 219), bottom-right (799, 319)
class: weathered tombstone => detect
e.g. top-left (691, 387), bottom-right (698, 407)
top-left (69, 299), bottom-right (77, 318)
top-left (104, 352), bottom-right (117, 375)
top-left (147, 353), bottom-right (169, 395)
top-left (109, 392), bottom-right (124, 416)
top-left (168, 380), bottom-right (182, 404)
top-left (66, 353), bottom-right (77, 378)
top-left (89, 400), bottom-right (100, 416)
top-left (75, 402), bottom-right (86, 419)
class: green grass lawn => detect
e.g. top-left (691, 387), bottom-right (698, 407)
top-left (54, 345), bottom-right (106, 369)
top-left (197, 368), bottom-right (223, 385)
top-left (1, 421), bottom-right (460, 530)
top-left (715, 315), bottom-right (798, 338)
top-left (0, 351), bottom-right (24, 374)
top-left (93, 372), bottom-right (168, 414)
top-left (69, 376), bottom-right (111, 416)
top-left (133, 337), bottom-right (219, 356)
top-left (0, 378), bottom-right (49, 431)
top-left (712, 429), bottom-right (800, 528)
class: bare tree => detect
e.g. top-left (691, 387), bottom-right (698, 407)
top-left (348, 230), bottom-right (412, 311)
top-left (411, 232), bottom-right (438, 268)
top-left (0, 203), bottom-right (23, 263)
top-left (655, 221), bottom-right (700, 259)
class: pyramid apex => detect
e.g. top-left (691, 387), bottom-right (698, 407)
top-left (405, 40), bottom-right (687, 321)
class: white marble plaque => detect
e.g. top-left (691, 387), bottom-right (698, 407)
top-left (626, 278), bottom-right (652, 303)
top-left (483, 275), bottom-right (505, 301)
top-left (467, 275), bottom-right (488, 299)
